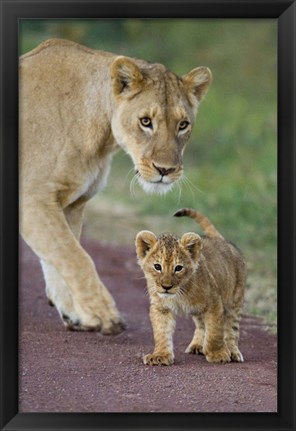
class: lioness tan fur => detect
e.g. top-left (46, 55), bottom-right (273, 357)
top-left (136, 208), bottom-right (246, 365)
top-left (19, 39), bottom-right (211, 333)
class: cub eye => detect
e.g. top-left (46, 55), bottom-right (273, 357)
top-left (154, 264), bottom-right (162, 272)
top-left (178, 121), bottom-right (189, 131)
top-left (140, 117), bottom-right (152, 128)
top-left (175, 265), bottom-right (183, 272)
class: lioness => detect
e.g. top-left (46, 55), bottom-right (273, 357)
top-left (136, 209), bottom-right (246, 365)
top-left (19, 39), bottom-right (212, 334)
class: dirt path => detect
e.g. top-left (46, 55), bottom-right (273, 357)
top-left (19, 238), bottom-right (277, 413)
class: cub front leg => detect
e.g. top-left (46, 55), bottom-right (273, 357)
top-left (185, 314), bottom-right (205, 355)
top-left (20, 197), bottom-right (125, 334)
top-left (143, 304), bottom-right (175, 366)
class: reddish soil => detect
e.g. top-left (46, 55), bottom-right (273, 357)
top-left (19, 237), bottom-right (277, 413)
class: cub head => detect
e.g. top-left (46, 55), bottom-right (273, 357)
top-left (111, 56), bottom-right (212, 194)
top-left (135, 230), bottom-right (202, 297)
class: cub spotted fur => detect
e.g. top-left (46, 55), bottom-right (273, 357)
top-left (136, 208), bottom-right (246, 365)
top-left (19, 39), bottom-right (211, 333)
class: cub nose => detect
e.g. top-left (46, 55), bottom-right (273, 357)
top-left (153, 163), bottom-right (176, 177)
top-left (161, 284), bottom-right (174, 291)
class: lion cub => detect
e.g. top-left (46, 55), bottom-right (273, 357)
top-left (136, 208), bottom-right (246, 366)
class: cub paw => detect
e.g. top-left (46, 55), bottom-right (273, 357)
top-left (143, 353), bottom-right (174, 366)
top-left (205, 346), bottom-right (231, 364)
top-left (230, 348), bottom-right (244, 362)
top-left (185, 343), bottom-right (203, 355)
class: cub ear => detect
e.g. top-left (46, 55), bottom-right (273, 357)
top-left (180, 232), bottom-right (202, 260)
top-left (111, 56), bottom-right (143, 96)
top-left (182, 66), bottom-right (212, 105)
top-left (135, 230), bottom-right (157, 260)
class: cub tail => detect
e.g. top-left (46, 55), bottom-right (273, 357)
top-left (174, 208), bottom-right (224, 239)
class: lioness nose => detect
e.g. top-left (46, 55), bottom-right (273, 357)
top-left (153, 163), bottom-right (176, 177)
top-left (162, 284), bottom-right (174, 291)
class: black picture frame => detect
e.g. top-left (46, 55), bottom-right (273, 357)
top-left (0, 1), bottom-right (295, 430)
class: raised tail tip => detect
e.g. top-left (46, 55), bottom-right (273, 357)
top-left (173, 208), bottom-right (186, 218)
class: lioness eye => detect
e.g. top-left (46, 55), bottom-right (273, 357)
top-left (140, 117), bottom-right (152, 128)
top-left (179, 121), bottom-right (189, 131)
top-left (175, 265), bottom-right (183, 272)
top-left (154, 264), bottom-right (162, 272)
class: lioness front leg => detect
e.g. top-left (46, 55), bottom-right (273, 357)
top-left (143, 305), bottom-right (175, 366)
top-left (21, 198), bottom-right (124, 334)
top-left (41, 202), bottom-right (85, 329)
top-left (203, 303), bottom-right (231, 364)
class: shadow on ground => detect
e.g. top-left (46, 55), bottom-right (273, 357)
top-left (19, 238), bottom-right (277, 413)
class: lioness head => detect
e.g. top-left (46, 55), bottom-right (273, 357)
top-left (135, 231), bottom-right (202, 297)
top-left (110, 56), bottom-right (211, 194)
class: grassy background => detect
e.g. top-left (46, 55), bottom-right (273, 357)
top-left (20, 19), bottom-right (277, 330)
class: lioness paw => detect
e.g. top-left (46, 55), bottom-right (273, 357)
top-left (100, 317), bottom-right (126, 335)
top-left (62, 307), bottom-right (125, 334)
top-left (143, 353), bottom-right (174, 366)
top-left (72, 296), bottom-right (126, 335)
top-left (63, 313), bottom-right (101, 332)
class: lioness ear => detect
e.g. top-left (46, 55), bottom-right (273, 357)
top-left (111, 56), bottom-right (143, 96)
top-left (135, 231), bottom-right (157, 260)
top-left (182, 66), bottom-right (212, 104)
top-left (180, 232), bottom-right (202, 260)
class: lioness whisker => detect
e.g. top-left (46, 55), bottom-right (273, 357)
top-left (183, 175), bottom-right (205, 195)
top-left (181, 176), bottom-right (194, 198)
top-left (125, 167), bottom-right (137, 181)
top-left (175, 179), bottom-right (183, 205)
top-left (129, 173), bottom-right (140, 199)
